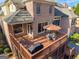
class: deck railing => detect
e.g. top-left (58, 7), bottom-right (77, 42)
top-left (10, 33), bottom-right (67, 59)
top-left (10, 33), bottom-right (32, 59)
top-left (32, 34), bottom-right (67, 59)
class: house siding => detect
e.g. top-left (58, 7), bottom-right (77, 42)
top-left (25, 1), bottom-right (34, 17)
top-left (60, 17), bottom-right (69, 34)
top-left (1, 1), bottom-right (69, 59)
top-left (32, 2), bottom-right (54, 37)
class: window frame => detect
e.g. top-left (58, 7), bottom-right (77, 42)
top-left (49, 5), bottom-right (52, 14)
top-left (36, 3), bottom-right (41, 15)
top-left (27, 23), bottom-right (33, 34)
top-left (13, 24), bottom-right (24, 35)
top-left (38, 22), bottom-right (48, 34)
top-left (71, 18), bottom-right (76, 25)
top-left (53, 16), bottom-right (61, 26)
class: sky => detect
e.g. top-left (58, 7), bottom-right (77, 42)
top-left (56, 0), bottom-right (79, 7)
top-left (0, 0), bottom-right (79, 7)
top-left (0, 0), bottom-right (5, 3)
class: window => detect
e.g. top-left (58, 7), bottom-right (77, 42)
top-left (13, 24), bottom-right (23, 34)
top-left (71, 18), bottom-right (76, 25)
top-left (53, 16), bottom-right (61, 26)
top-left (38, 22), bottom-right (48, 33)
top-left (53, 20), bottom-right (60, 26)
top-left (49, 6), bottom-right (52, 14)
top-left (54, 17), bottom-right (60, 20)
top-left (38, 23), bottom-right (42, 33)
top-left (36, 3), bottom-right (40, 14)
top-left (27, 23), bottom-right (33, 34)
top-left (10, 4), bottom-right (16, 13)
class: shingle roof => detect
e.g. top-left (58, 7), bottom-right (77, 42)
top-left (55, 7), bottom-right (68, 17)
top-left (5, 10), bottom-right (33, 24)
top-left (55, 6), bottom-right (78, 18)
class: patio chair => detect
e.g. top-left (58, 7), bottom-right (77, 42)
top-left (46, 33), bottom-right (56, 40)
top-left (46, 34), bottom-right (52, 40)
top-left (51, 33), bottom-right (56, 40)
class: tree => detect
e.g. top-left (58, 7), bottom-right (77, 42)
top-left (74, 3), bottom-right (79, 16)
top-left (72, 6), bottom-right (75, 11)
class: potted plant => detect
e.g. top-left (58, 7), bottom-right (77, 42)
top-left (4, 48), bottom-right (11, 54)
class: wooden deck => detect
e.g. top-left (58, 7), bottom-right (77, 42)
top-left (10, 32), bottom-right (67, 59)
top-left (17, 32), bottom-right (63, 49)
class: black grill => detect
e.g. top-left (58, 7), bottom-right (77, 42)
top-left (28, 43), bottom-right (43, 54)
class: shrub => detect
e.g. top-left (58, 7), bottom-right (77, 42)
top-left (69, 33), bottom-right (79, 41)
top-left (0, 48), bottom-right (4, 54)
top-left (4, 48), bottom-right (11, 54)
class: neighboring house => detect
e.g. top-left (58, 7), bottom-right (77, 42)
top-left (0, 0), bottom-right (16, 16)
top-left (75, 18), bottom-right (79, 33)
top-left (54, 5), bottom-right (69, 34)
top-left (0, 7), bottom-right (4, 34)
top-left (0, 0), bottom-right (17, 50)
top-left (0, 0), bottom-right (16, 33)
top-left (0, 0), bottom-right (73, 59)
top-left (0, 7), bottom-right (3, 15)
top-left (54, 4), bottom-right (78, 37)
